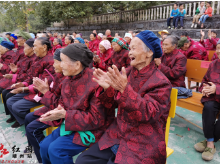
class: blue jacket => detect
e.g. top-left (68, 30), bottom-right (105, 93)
top-left (170, 9), bottom-right (179, 17)
top-left (177, 9), bottom-right (186, 17)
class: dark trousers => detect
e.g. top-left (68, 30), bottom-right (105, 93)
top-left (2, 89), bottom-right (15, 115)
top-left (167, 17), bottom-right (178, 27)
top-left (25, 112), bottom-right (50, 163)
top-left (175, 16), bottom-right (184, 27)
top-left (7, 93), bottom-right (41, 125)
top-left (76, 143), bottom-right (115, 164)
top-left (202, 101), bottom-right (220, 142)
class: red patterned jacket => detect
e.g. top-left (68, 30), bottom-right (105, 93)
top-left (52, 44), bottom-right (62, 55)
top-left (0, 54), bottom-right (37, 89)
top-left (93, 48), bottom-right (113, 71)
top-left (158, 49), bottom-right (187, 87)
top-left (12, 46), bottom-right (25, 65)
top-left (11, 40), bottom-right (18, 49)
top-left (183, 40), bottom-right (208, 61)
top-left (21, 52), bottom-right (55, 102)
top-left (96, 62), bottom-right (172, 164)
top-left (200, 38), bottom-right (220, 50)
top-left (0, 50), bottom-right (16, 79)
top-left (89, 39), bottom-right (99, 53)
top-left (104, 48), bottom-right (130, 71)
top-left (211, 52), bottom-right (218, 61)
top-left (199, 59), bottom-right (220, 104)
top-left (34, 68), bottom-right (115, 147)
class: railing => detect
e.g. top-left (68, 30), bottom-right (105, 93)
top-left (54, 1), bottom-right (220, 27)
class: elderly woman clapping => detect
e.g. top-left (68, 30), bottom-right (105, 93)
top-left (93, 40), bottom-right (113, 71)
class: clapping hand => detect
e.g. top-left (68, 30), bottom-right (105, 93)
top-left (33, 77), bottom-right (49, 94)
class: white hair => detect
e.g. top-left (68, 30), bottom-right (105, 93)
top-left (142, 42), bottom-right (150, 52)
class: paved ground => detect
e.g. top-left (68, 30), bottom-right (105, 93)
top-left (1, 101), bottom-right (220, 164)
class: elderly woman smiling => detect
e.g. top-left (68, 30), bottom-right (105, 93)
top-left (76, 30), bottom-right (172, 164)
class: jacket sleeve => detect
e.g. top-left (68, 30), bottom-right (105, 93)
top-left (199, 39), bottom-right (205, 47)
top-left (170, 9), bottom-right (174, 17)
top-left (115, 81), bottom-right (171, 123)
top-left (195, 7), bottom-right (200, 15)
top-left (199, 64), bottom-right (211, 92)
top-left (64, 92), bottom-right (108, 132)
top-left (158, 56), bottom-right (187, 80)
top-left (1, 55), bottom-right (12, 74)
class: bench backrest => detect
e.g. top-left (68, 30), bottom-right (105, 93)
top-left (208, 50), bottom-right (215, 61)
top-left (185, 59), bottom-right (211, 83)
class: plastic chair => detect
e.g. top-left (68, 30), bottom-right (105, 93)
top-left (30, 105), bottom-right (45, 113)
top-left (166, 88), bottom-right (178, 158)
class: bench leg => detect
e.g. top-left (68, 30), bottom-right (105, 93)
top-left (188, 80), bottom-right (191, 89)
top-left (196, 82), bottom-right (199, 92)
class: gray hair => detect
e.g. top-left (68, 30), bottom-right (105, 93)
top-left (142, 42), bottom-right (150, 52)
top-left (164, 35), bottom-right (178, 47)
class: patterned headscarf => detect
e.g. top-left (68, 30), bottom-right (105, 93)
top-left (75, 37), bottom-right (85, 44)
top-left (112, 37), bottom-right (129, 50)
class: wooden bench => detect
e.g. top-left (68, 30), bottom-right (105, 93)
top-left (208, 50), bottom-right (215, 61)
top-left (177, 59), bottom-right (210, 114)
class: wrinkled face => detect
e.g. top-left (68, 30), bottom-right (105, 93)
top-left (24, 43), bottom-right (33, 56)
top-left (0, 45), bottom-right (7, 55)
top-left (174, 4), bottom-right (177, 9)
top-left (216, 44), bottom-right (220, 58)
top-left (112, 42), bottom-right (122, 52)
top-left (99, 44), bottom-right (106, 54)
top-left (129, 37), bottom-right (153, 70)
top-left (163, 38), bottom-right (176, 54)
top-left (10, 36), bottom-right (15, 41)
top-left (200, 2), bottom-right (205, 7)
top-left (60, 53), bottom-right (81, 76)
top-left (206, 2), bottom-right (210, 8)
top-left (102, 36), bottom-right (107, 40)
top-left (17, 37), bottom-right (25, 46)
top-left (90, 34), bottom-right (95, 41)
top-left (211, 32), bottom-right (217, 39)
top-left (33, 39), bottom-right (47, 57)
top-left (65, 37), bottom-right (71, 45)
top-left (74, 39), bottom-right (80, 43)
top-left (105, 30), bottom-right (110, 36)
top-left (181, 42), bottom-right (191, 51)
top-left (53, 59), bottom-right (62, 73)
top-left (124, 37), bottom-right (131, 43)
top-left (53, 38), bottom-right (59, 46)
top-left (115, 33), bottom-right (119, 37)
top-left (179, 5), bottom-right (183, 10)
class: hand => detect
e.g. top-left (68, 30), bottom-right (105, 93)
top-left (202, 82), bottom-right (216, 97)
top-left (0, 63), bottom-right (3, 70)
top-left (200, 29), bottom-right (205, 37)
top-left (93, 68), bottom-right (111, 90)
top-left (154, 58), bottom-right (161, 66)
top-left (33, 77), bottom-right (49, 94)
top-left (11, 82), bottom-right (24, 89)
top-left (93, 56), bottom-right (101, 63)
top-left (171, 16), bottom-right (174, 18)
top-left (106, 65), bottom-right (128, 93)
top-left (39, 105), bottom-right (66, 122)
top-left (9, 63), bottom-right (18, 73)
top-left (93, 51), bottom-right (97, 55)
top-left (3, 74), bottom-right (13, 79)
top-left (208, 29), bottom-right (212, 39)
top-left (10, 87), bottom-right (23, 94)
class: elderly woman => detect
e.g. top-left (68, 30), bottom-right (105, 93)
top-left (155, 35), bottom-right (187, 87)
top-left (178, 37), bottom-right (208, 61)
top-left (37, 44), bottom-right (115, 164)
top-left (74, 37), bottom-right (85, 44)
top-left (52, 38), bottom-right (62, 54)
top-left (93, 40), bottom-right (113, 71)
top-left (89, 33), bottom-right (99, 53)
top-left (0, 41), bottom-right (15, 80)
top-left (23, 49), bottom-right (66, 163)
top-left (63, 36), bottom-right (74, 48)
top-left (124, 32), bottom-right (132, 45)
top-left (5, 37), bottom-right (55, 128)
top-left (103, 37), bottom-right (130, 71)
top-left (97, 33), bottom-right (103, 43)
top-left (1, 39), bottom-right (36, 118)
top-left (200, 29), bottom-right (219, 50)
top-left (76, 30), bottom-right (172, 164)
top-left (194, 40), bottom-right (220, 161)
top-left (10, 34), bottom-right (18, 49)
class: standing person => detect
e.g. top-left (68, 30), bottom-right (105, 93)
top-left (89, 33), bottom-right (99, 53)
top-left (10, 34), bottom-right (18, 49)
top-left (191, 1), bottom-right (206, 28)
top-left (175, 3), bottom-right (186, 29)
top-left (76, 30), bottom-right (172, 164)
top-left (124, 33), bottom-right (132, 45)
top-left (105, 29), bottom-right (112, 37)
top-left (194, 40), bottom-right (220, 161)
top-left (200, 29), bottom-right (219, 50)
top-left (52, 38), bottom-right (62, 54)
top-left (167, 3), bottom-right (179, 29)
top-left (198, 1), bottom-right (212, 29)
